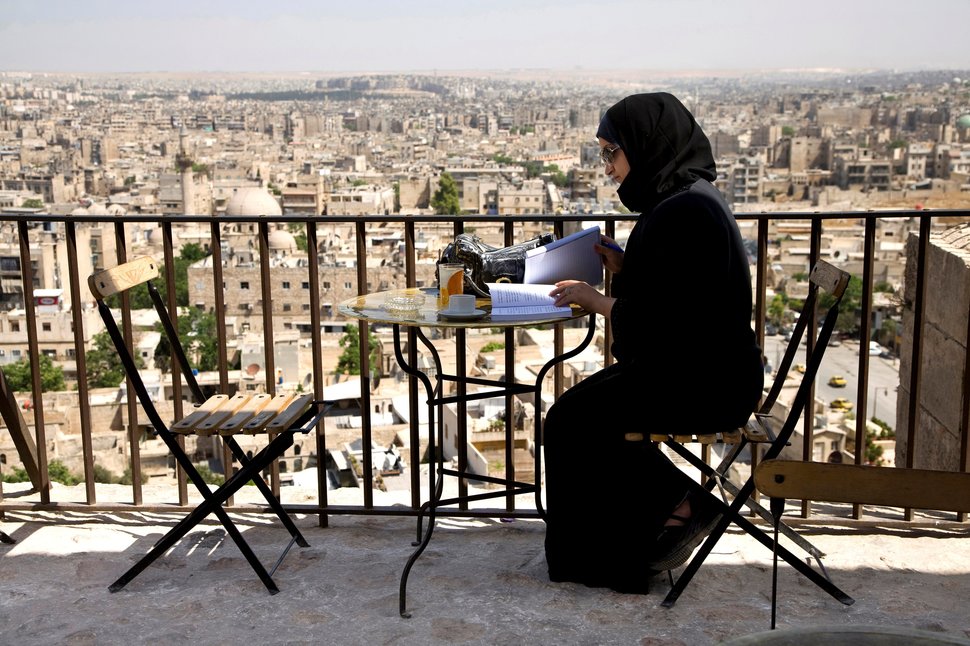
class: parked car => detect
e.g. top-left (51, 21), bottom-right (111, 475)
top-left (795, 363), bottom-right (806, 374)
top-left (829, 397), bottom-right (854, 411)
top-left (828, 375), bottom-right (847, 387)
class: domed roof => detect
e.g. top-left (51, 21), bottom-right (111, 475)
top-left (225, 187), bottom-right (282, 216)
top-left (957, 114), bottom-right (970, 129)
top-left (268, 227), bottom-right (298, 251)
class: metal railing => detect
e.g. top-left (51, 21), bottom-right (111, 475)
top-left (1, 209), bottom-right (968, 527)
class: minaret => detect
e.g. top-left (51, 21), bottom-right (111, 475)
top-left (176, 126), bottom-right (195, 214)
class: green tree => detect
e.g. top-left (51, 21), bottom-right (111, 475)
top-left (431, 172), bottom-right (461, 215)
top-left (546, 164), bottom-right (568, 187)
top-left (1, 354), bottom-right (66, 392)
top-left (522, 160), bottom-right (543, 179)
top-left (86, 330), bottom-right (144, 388)
top-left (286, 222), bottom-right (308, 252)
top-left (767, 293), bottom-right (788, 327)
top-left (336, 325), bottom-right (380, 375)
top-left (21, 198), bottom-right (44, 209)
top-left (781, 126), bottom-right (796, 137)
top-left (820, 275), bottom-right (864, 335)
top-left (154, 308), bottom-right (220, 373)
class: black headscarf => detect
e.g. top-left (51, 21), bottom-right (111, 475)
top-left (598, 92), bottom-right (716, 214)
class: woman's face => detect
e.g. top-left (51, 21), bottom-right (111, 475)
top-left (598, 136), bottom-right (630, 184)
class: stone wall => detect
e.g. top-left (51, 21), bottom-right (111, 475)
top-left (897, 223), bottom-right (970, 469)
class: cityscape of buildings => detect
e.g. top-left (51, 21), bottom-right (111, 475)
top-left (2, 67), bottom-right (970, 491)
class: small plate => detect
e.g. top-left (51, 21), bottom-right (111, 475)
top-left (439, 308), bottom-right (487, 320)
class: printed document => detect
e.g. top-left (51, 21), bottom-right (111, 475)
top-left (523, 225), bottom-right (604, 286)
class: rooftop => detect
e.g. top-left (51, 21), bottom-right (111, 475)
top-left (2, 481), bottom-right (970, 645)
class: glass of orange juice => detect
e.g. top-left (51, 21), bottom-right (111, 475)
top-left (438, 263), bottom-right (465, 309)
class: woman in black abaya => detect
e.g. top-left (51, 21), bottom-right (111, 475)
top-left (542, 93), bottom-right (764, 593)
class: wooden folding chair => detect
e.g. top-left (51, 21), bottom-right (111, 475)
top-left (89, 256), bottom-right (331, 594)
top-left (649, 259), bottom-right (856, 609)
top-left (756, 460), bottom-right (970, 628)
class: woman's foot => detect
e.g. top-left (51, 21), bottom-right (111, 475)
top-left (647, 493), bottom-right (722, 571)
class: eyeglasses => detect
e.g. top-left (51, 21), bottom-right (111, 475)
top-left (599, 144), bottom-right (621, 165)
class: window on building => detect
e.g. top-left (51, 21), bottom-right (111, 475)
top-left (240, 281), bottom-right (250, 289)
top-left (11, 323), bottom-right (19, 333)
top-left (42, 349), bottom-right (55, 358)
top-left (42, 322), bottom-right (51, 332)
top-left (301, 281), bottom-right (310, 289)
top-left (282, 303), bottom-right (291, 312)
top-left (282, 281), bottom-right (291, 289)
top-left (302, 304), bottom-right (310, 310)
top-left (323, 281), bottom-right (331, 290)
top-left (344, 282), bottom-right (352, 290)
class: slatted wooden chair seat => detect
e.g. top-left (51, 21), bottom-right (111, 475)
top-left (172, 392), bottom-right (313, 436)
top-left (624, 428), bottom-right (749, 445)
top-left (89, 256), bottom-right (330, 594)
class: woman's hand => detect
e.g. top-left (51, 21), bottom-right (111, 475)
top-left (594, 235), bottom-right (624, 274)
top-left (550, 281), bottom-right (616, 317)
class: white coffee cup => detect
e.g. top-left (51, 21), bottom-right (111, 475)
top-left (447, 294), bottom-right (476, 314)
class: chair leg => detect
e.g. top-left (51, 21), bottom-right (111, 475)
top-left (769, 496), bottom-right (785, 630)
top-left (661, 482), bottom-right (855, 609)
top-left (224, 435), bottom-right (309, 547)
top-left (110, 431), bottom-right (298, 594)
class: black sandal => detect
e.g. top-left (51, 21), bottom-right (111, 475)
top-left (647, 497), bottom-right (722, 571)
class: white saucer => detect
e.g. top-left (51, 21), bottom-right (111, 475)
top-left (439, 308), bottom-right (487, 320)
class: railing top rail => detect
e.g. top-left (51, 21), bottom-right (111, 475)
top-left (0, 208), bottom-right (962, 225)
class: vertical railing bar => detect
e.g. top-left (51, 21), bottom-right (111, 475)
top-left (64, 221), bottom-right (96, 504)
top-left (112, 220), bottom-right (141, 505)
top-left (449, 219), bottom-right (468, 507)
top-left (305, 220), bottom-right (329, 526)
top-left (552, 219), bottom-right (566, 399)
top-left (403, 219), bottom-right (422, 510)
top-left (852, 215), bottom-right (877, 519)
top-left (354, 220), bottom-right (374, 508)
top-left (747, 216), bottom-right (770, 508)
top-left (208, 219), bottom-right (229, 504)
top-left (19, 222), bottom-right (50, 502)
top-left (160, 222), bottom-right (188, 506)
top-left (503, 221), bottom-right (516, 511)
top-left (800, 217), bottom-right (822, 519)
top-left (257, 220), bottom-right (280, 497)
top-left (903, 215), bottom-right (931, 522)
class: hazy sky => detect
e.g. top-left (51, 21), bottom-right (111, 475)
top-left (1, 0), bottom-right (967, 74)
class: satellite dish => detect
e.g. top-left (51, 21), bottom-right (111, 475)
top-left (245, 363), bottom-right (261, 376)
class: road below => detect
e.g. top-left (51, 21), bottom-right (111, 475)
top-left (762, 335), bottom-right (900, 432)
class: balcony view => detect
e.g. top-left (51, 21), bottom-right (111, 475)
top-left (1, 2), bottom-right (970, 644)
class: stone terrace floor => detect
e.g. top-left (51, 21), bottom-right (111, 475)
top-left (2, 481), bottom-right (970, 646)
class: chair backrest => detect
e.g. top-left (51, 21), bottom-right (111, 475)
top-left (89, 256), bottom-right (206, 406)
top-left (753, 259), bottom-right (851, 460)
top-left (755, 459), bottom-right (970, 513)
